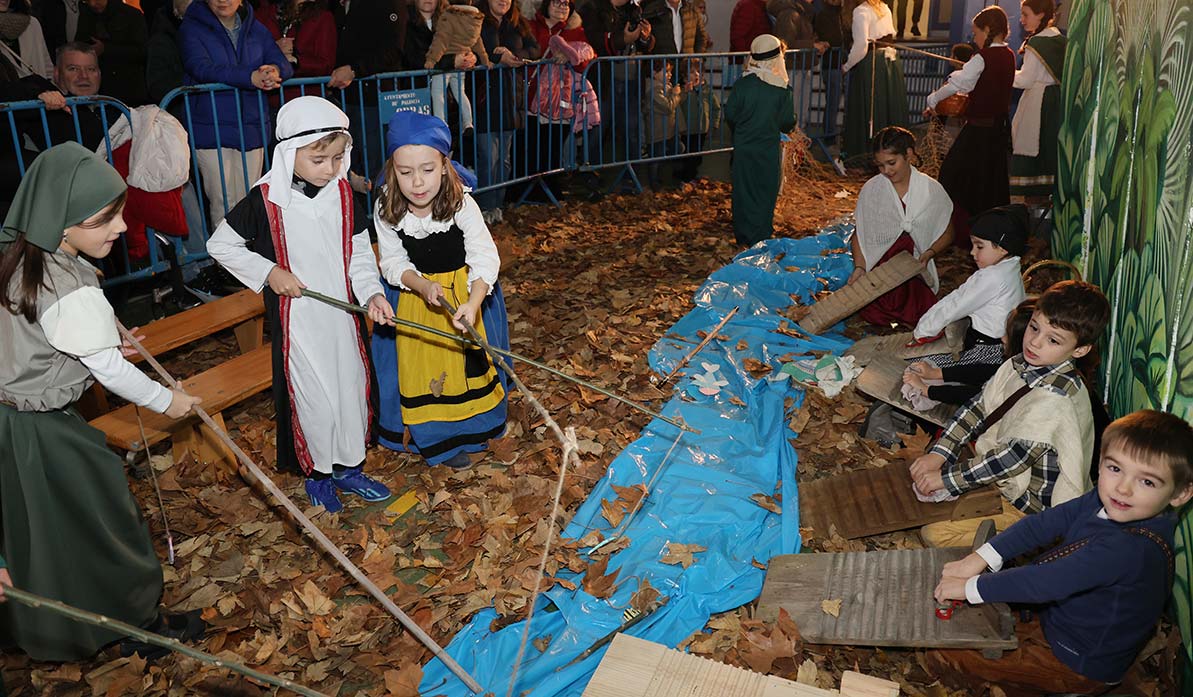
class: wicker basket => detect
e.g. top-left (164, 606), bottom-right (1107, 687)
top-left (935, 93), bottom-right (969, 117)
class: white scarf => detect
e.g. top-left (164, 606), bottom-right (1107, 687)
top-left (854, 167), bottom-right (953, 292)
top-left (256, 96), bottom-right (352, 209)
top-left (745, 55), bottom-right (789, 89)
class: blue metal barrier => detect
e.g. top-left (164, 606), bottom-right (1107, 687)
top-left (898, 42), bottom-right (952, 124)
top-left (0, 95), bottom-right (178, 288)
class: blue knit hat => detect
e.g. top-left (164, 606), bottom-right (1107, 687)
top-left (384, 111), bottom-right (477, 190)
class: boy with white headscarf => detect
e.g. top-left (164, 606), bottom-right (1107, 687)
top-left (207, 96), bottom-right (394, 512)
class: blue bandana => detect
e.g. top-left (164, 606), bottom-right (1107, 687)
top-left (384, 111), bottom-right (478, 190)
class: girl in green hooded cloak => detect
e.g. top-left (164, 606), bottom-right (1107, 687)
top-left (0, 142), bottom-right (205, 661)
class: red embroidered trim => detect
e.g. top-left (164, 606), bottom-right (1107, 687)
top-left (339, 179), bottom-right (375, 443)
top-left (262, 183), bottom-right (316, 476)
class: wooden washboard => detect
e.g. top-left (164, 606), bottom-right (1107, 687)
top-left (855, 353), bottom-right (958, 428)
top-left (757, 548), bottom-right (1017, 652)
top-left (798, 464), bottom-right (1002, 540)
top-left (799, 252), bottom-right (924, 335)
top-left (845, 319), bottom-right (970, 367)
top-left (582, 634), bottom-right (900, 697)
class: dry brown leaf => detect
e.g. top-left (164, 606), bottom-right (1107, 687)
top-left (742, 357), bottom-right (772, 379)
top-left (749, 493), bottom-right (782, 514)
top-left (383, 664), bottom-right (423, 697)
top-left (581, 556), bottom-right (621, 599)
top-left (821, 598), bottom-right (842, 617)
top-left (660, 542), bottom-right (706, 569)
top-left (429, 371), bottom-right (447, 398)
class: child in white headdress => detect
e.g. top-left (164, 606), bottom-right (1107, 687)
top-left (206, 96), bottom-right (394, 512)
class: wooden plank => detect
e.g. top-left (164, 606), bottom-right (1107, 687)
top-left (840, 672), bottom-right (900, 697)
top-left (582, 634), bottom-right (856, 697)
top-left (757, 548), bottom-right (1018, 651)
top-left (130, 289), bottom-right (265, 362)
top-left (91, 345), bottom-right (273, 450)
top-left (855, 353), bottom-right (957, 428)
top-left (800, 252), bottom-right (923, 334)
top-left (845, 319), bottom-right (970, 367)
top-left (799, 464), bottom-right (1003, 540)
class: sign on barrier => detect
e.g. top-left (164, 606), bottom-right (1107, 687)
top-left (379, 88), bottom-right (432, 122)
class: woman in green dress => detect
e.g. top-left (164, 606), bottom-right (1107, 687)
top-left (1010, 0), bottom-right (1066, 202)
top-left (0, 143), bottom-right (204, 661)
top-left (725, 34), bottom-right (798, 246)
top-left (840, 0), bottom-right (908, 160)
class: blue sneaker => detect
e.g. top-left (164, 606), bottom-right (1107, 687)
top-left (332, 468), bottom-right (392, 502)
top-left (305, 478), bottom-right (343, 513)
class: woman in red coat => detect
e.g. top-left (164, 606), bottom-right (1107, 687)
top-left (257, 0), bottom-right (337, 99)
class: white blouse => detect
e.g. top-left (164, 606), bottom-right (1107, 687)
top-left (842, 3), bottom-right (897, 73)
top-left (926, 42), bottom-right (1009, 109)
top-left (913, 255), bottom-right (1025, 340)
top-left (375, 193), bottom-right (500, 293)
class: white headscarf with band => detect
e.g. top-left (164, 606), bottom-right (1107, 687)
top-left (257, 96), bottom-right (352, 209)
top-left (745, 34), bottom-right (789, 89)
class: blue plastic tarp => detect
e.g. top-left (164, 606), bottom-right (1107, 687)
top-left (421, 228), bottom-right (855, 696)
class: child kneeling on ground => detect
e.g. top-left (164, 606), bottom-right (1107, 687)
top-left (909, 280), bottom-right (1110, 548)
top-left (928, 410), bottom-right (1193, 695)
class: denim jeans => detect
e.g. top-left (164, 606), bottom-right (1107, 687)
top-left (475, 130), bottom-right (513, 211)
top-left (430, 72), bottom-right (474, 132)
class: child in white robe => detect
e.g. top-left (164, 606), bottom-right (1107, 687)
top-left (206, 96), bottom-right (394, 512)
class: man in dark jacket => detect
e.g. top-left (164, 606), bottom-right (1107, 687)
top-left (75, 0), bottom-right (148, 105)
top-left (332, 0), bottom-right (406, 180)
top-left (641, 0), bottom-right (706, 56)
top-left (580, 0), bottom-right (653, 166)
top-left (146, 0), bottom-right (187, 104)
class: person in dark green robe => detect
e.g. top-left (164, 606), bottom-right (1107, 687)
top-left (725, 34), bottom-right (798, 246)
top-left (0, 143), bottom-right (204, 661)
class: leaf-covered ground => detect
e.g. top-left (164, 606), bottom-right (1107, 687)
top-left (2, 171), bottom-right (1180, 696)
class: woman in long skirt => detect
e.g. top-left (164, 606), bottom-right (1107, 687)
top-left (841, 0), bottom-right (908, 160)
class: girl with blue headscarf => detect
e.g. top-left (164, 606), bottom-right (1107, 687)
top-left (372, 110), bottom-right (511, 469)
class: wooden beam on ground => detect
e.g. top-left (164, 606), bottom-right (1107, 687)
top-left (845, 319), bottom-right (970, 367)
top-left (855, 353), bottom-right (957, 428)
top-left (799, 464), bottom-right (1002, 540)
top-left (757, 548), bottom-right (1017, 652)
top-left (581, 634), bottom-right (900, 697)
top-left (799, 252), bottom-right (923, 335)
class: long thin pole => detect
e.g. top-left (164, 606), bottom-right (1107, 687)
top-left (301, 289), bottom-right (698, 434)
top-left (115, 323), bottom-right (485, 695)
top-left (874, 41), bottom-right (964, 67)
top-left (2, 586), bottom-right (329, 697)
top-left (655, 306), bottom-right (738, 386)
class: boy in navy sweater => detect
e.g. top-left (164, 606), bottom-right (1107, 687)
top-left (929, 410), bottom-right (1193, 694)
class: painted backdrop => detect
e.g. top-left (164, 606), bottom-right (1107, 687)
top-left (1052, 0), bottom-right (1193, 674)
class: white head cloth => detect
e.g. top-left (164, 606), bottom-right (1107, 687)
top-left (257, 96), bottom-right (352, 209)
top-left (854, 166), bottom-right (953, 292)
top-left (745, 34), bottom-right (789, 89)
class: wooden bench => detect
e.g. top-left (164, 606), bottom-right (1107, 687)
top-left (87, 289), bottom-right (270, 469)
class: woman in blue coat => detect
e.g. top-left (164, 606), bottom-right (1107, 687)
top-left (179, 0), bottom-right (293, 227)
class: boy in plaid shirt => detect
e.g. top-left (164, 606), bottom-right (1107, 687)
top-left (910, 280), bottom-right (1111, 547)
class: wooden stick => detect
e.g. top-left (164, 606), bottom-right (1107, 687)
top-left (301, 289), bottom-right (697, 434)
top-left (425, 298), bottom-right (576, 697)
top-left (115, 323), bottom-right (485, 695)
top-left (655, 306), bottom-right (739, 386)
top-left (875, 41), bottom-right (964, 67)
top-left (2, 585), bottom-right (329, 697)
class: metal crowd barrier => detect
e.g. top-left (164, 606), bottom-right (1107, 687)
top-left (3, 45), bottom-right (949, 288)
top-left (0, 95), bottom-right (176, 288)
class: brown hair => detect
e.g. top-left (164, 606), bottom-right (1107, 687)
top-left (870, 125), bottom-right (917, 159)
top-left (1101, 411), bottom-right (1193, 493)
top-left (377, 152), bottom-right (465, 225)
top-left (483, 0), bottom-right (534, 40)
top-left (1036, 280), bottom-right (1111, 348)
top-left (1003, 298), bottom-right (1035, 357)
top-left (301, 131), bottom-right (350, 153)
top-left (1021, 0), bottom-right (1056, 35)
top-left (973, 6), bottom-right (1009, 47)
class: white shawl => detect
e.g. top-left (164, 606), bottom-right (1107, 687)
top-left (854, 167), bottom-right (953, 292)
top-left (256, 96), bottom-right (352, 209)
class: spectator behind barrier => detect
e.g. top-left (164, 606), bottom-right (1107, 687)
top-left (179, 0), bottom-right (292, 226)
top-left (146, 0), bottom-right (192, 105)
top-left (40, 0), bottom-right (83, 56)
top-left (76, 0), bottom-right (149, 105)
top-left (332, 0), bottom-right (405, 78)
top-left (256, 0), bottom-right (346, 93)
top-left (729, 0), bottom-right (770, 53)
top-left (641, 0), bottom-right (706, 56)
top-left (579, 0), bottom-right (653, 169)
top-left (0, 41), bottom-right (106, 217)
top-left (0, 0), bottom-right (53, 79)
top-left (528, 0), bottom-right (599, 180)
top-left (474, 0), bottom-right (539, 220)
